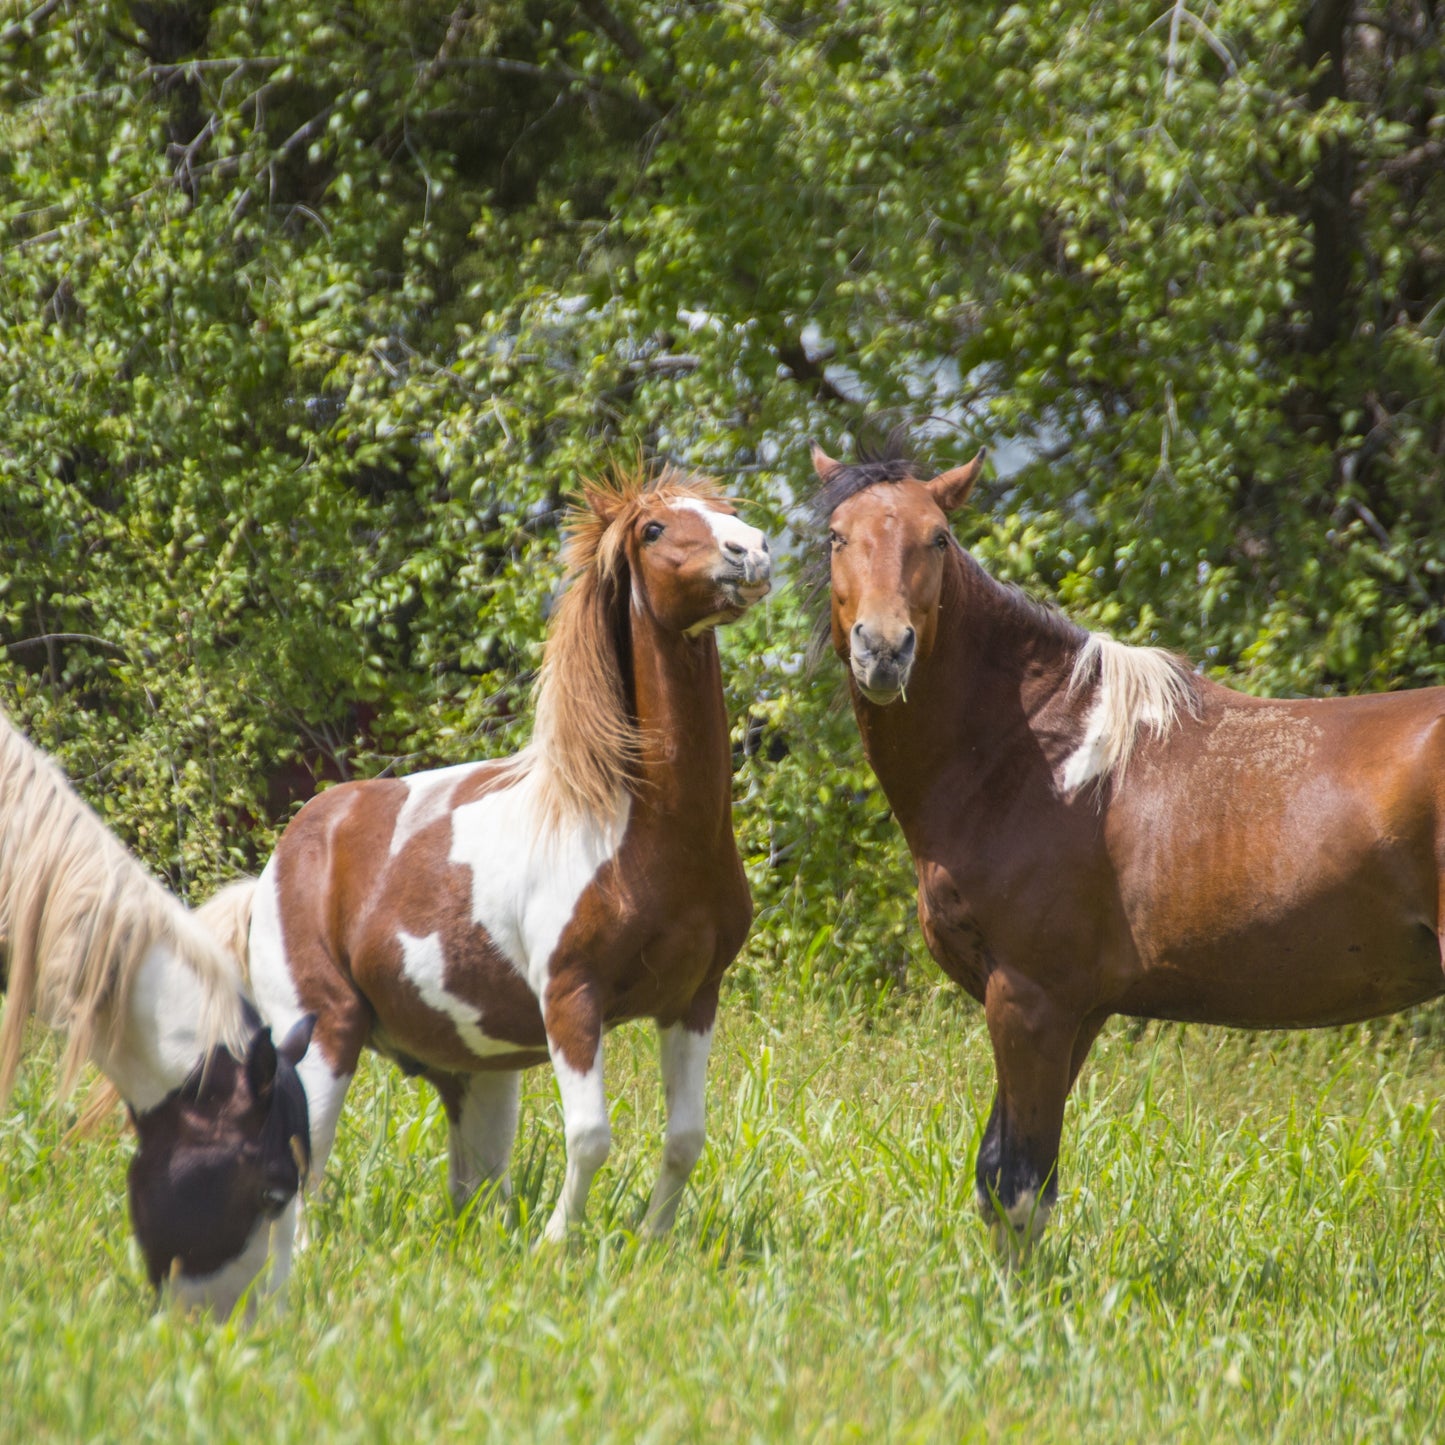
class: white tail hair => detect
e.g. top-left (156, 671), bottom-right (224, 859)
top-left (1062, 634), bottom-right (1197, 794)
top-left (0, 712), bottom-right (247, 1108)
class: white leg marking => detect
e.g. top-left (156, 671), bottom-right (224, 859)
top-left (643, 1022), bottom-right (713, 1237)
top-left (989, 1188), bottom-right (1053, 1266)
top-left (543, 1041), bottom-right (609, 1243)
top-left (448, 1071), bottom-right (522, 1211)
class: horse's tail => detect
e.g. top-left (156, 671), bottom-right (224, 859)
top-left (193, 877), bottom-right (259, 987)
top-left (68, 877), bottom-right (261, 1140)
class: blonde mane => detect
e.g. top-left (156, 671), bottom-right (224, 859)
top-left (1063, 634), bottom-right (1199, 793)
top-left (0, 711), bottom-right (246, 1108)
top-left (530, 463), bottom-right (726, 827)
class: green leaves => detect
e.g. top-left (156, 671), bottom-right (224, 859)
top-left (3, 1), bottom-right (1443, 987)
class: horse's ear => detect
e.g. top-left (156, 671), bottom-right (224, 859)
top-left (245, 1027), bottom-right (278, 1104)
top-left (278, 1014), bottom-right (315, 1068)
top-left (925, 449), bottom-right (987, 512)
top-left (810, 441), bottom-right (844, 483)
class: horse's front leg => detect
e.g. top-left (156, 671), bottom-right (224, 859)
top-left (642, 1007), bottom-right (716, 1237)
top-left (542, 976), bottom-right (609, 1243)
top-left (976, 968), bottom-right (1092, 1261)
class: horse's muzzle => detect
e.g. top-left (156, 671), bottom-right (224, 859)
top-left (721, 543), bottom-right (772, 606)
top-left (850, 621), bottom-right (915, 704)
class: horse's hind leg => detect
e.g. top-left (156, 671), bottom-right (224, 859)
top-left (434, 1068), bottom-right (521, 1213)
top-left (976, 970), bottom-right (1095, 1261)
top-left (642, 1002), bottom-right (717, 1237)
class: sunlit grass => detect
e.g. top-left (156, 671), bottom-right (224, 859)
top-left (3, 988), bottom-right (1443, 1441)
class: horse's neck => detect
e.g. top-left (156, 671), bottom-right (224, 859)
top-left (854, 555), bottom-right (1078, 837)
top-left (93, 944), bottom-right (237, 1112)
top-left (627, 610), bottom-right (734, 831)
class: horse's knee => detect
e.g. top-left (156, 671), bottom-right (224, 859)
top-left (567, 1121), bottom-right (611, 1176)
top-left (661, 1126), bottom-right (705, 1179)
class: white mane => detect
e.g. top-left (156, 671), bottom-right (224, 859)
top-left (0, 711), bottom-right (246, 1107)
top-left (1061, 634), bottom-right (1198, 794)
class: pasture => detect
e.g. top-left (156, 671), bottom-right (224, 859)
top-left (4, 981), bottom-right (1443, 1442)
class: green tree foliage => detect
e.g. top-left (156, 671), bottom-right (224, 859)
top-left (2, 2), bottom-right (1442, 993)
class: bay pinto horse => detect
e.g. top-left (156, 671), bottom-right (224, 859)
top-left (226, 464), bottom-right (770, 1293)
top-left (813, 441), bottom-right (1445, 1253)
top-left (0, 709), bottom-right (314, 1314)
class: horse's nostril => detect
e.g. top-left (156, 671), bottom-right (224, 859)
top-left (901, 627), bottom-right (916, 652)
top-left (723, 539), bottom-right (745, 556)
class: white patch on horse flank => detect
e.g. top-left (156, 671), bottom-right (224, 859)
top-left (1060, 633), bottom-right (1196, 795)
top-left (448, 766), bottom-right (630, 1000)
top-left (395, 929), bottom-right (521, 1059)
top-left (390, 762), bottom-right (482, 856)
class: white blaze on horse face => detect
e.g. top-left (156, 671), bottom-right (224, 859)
top-left (543, 1035), bottom-right (610, 1242)
top-left (674, 497), bottom-right (770, 580)
top-left (390, 761), bottom-right (483, 856)
top-left (396, 929), bottom-right (523, 1058)
top-left (447, 767), bottom-right (630, 999)
top-left (991, 1187), bottom-right (1052, 1265)
top-left (447, 1069), bottom-right (522, 1211)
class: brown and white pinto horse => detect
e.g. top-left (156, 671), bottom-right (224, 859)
top-left (232, 465), bottom-right (769, 1290)
top-left (814, 441), bottom-right (1445, 1253)
top-left (0, 709), bottom-right (313, 1314)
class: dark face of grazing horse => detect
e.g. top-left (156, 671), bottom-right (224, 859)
top-left (128, 1016), bottom-right (313, 1314)
top-left (817, 444), bottom-right (986, 703)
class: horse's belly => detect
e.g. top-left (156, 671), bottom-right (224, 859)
top-left (1124, 910), bottom-right (1444, 1028)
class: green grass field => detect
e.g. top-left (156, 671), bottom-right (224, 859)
top-left (3, 983), bottom-right (1443, 1443)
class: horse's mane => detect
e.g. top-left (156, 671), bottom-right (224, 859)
top-left (0, 712), bottom-right (246, 1108)
top-left (530, 462), bottom-right (727, 827)
top-left (806, 440), bottom-right (1198, 786)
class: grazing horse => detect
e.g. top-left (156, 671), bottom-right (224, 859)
top-left (813, 441), bottom-right (1445, 1252)
top-left (0, 709), bottom-right (314, 1313)
top-left (219, 464), bottom-right (770, 1296)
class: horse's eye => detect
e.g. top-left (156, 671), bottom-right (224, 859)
top-left (642, 521), bottom-right (664, 543)
top-left (934, 531), bottom-right (950, 550)
top-left (829, 531), bottom-right (844, 549)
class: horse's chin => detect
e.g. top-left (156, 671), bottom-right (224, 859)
top-left (852, 669), bottom-right (908, 706)
top-left (722, 578), bottom-right (771, 610)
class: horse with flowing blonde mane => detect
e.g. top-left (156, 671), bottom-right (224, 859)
top-left (199, 462), bottom-right (771, 1308)
top-left (0, 708), bottom-right (313, 1313)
